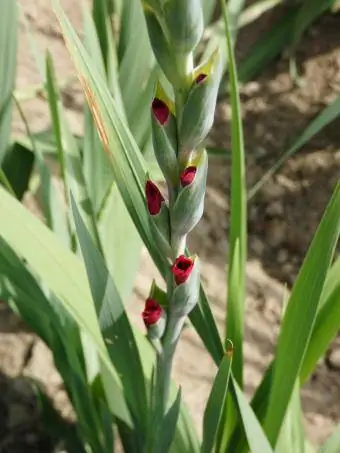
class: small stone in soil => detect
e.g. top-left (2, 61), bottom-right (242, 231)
top-left (326, 348), bottom-right (340, 371)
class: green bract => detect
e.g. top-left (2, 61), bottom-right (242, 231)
top-left (171, 149), bottom-right (208, 236)
top-left (163, 0), bottom-right (204, 53)
top-left (143, 7), bottom-right (180, 85)
top-left (180, 50), bottom-right (223, 151)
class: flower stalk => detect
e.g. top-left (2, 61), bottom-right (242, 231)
top-left (142, 0), bottom-right (223, 445)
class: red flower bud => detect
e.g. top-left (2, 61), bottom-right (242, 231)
top-left (152, 98), bottom-right (170, 125)
top-left (180, 166), bottom-right (197, 187)
top-left (195, 73), bottom-right (207, 84)
top-left (172, 255), bottom-right (194, 285)
top-left (146, 180), bottom-right (164, 215)
top-left (142, 298), bottom-right (162, 327)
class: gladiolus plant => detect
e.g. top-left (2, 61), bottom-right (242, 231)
top-left (0, 0), bottom-right (340, 453)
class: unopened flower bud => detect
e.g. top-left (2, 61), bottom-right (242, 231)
top-left (171, 149), bottom-right (208, 236)
top-left (172, 255), bottom-right (194, 285)
top-left (180, 166), bottom-right (196, 187)
top-left (145, 180), bottom-right (172, 257)
top-left (146, 180), bottom-right (164, 215)
top-left (171, 255), bottom-right (200, 316)
top-left (142, 298), bottom-right (166, 339)
top-left (151, 85), bottom-right (179, 184)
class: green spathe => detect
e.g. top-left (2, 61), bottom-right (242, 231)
top-left (179, 50), bottom-right (223, 151)
top-left (163, 0), bottom-right (204, 53)
top-left (171, 149), bottom-right (208, 237)
top-left (143, 7), bottom-right (180, 85)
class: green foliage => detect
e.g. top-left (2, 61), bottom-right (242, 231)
top-left (0, 0), bottom-right (339, 452)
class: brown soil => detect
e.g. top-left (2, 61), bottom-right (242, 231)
top-left (1, 1), bottom-right (340, 451)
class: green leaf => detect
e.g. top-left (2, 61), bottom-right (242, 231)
top-left (249, 97), bottom-right (340, 200)
top-left (0, 0), bottom-right (17, 164)
top-left (300, 277), bottom-right (340, 382)
top-left (231, 376), bottom-right (274, 453)
top-left (71, 194), bottom-right (148, 432)
top-left (82, 2), bottom-right (114, 216)
top-left (238, 8), bottom-right (298, 83)
top-left (275, 380), bottom-right (305, 453)
top-left (0, 185), bottom-right (132, 426)
top-left (291, 0), bottom-right (334, 53)
top-left (202, 347), bottom-right (233, 453)
top-left (157, 388), bottom-right (182, 453)
top-left (318, 427), bottom-right (340, 453)
top-left (264, 182), bottom-right (340, 446)
top-left (33, 382), bottom-right (87, 453)
top-left (45, 52), bottom-right (103, 254)
top-left (221, 0), bottom-right (247, 386)
top-left (1, 142), bottom-right (34, 199)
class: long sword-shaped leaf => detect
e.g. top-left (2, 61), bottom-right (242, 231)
top-left (71, 194), bottom-right (148, 435)
top-left (0, 185), bottom-right (131, 426)
top-left (319, 427), bottom-right (340, 453)
top-left (0, 0), bottom-right (17, 164)
top-left (264, 181), bottom-right (340, 446)
top-left (221, 0), bottom-right (247, 386)
top-left (45, 53), bottom-right (103, 253)
top-left (202, 347), bottom-right (233, 453)
top-left (231, 377), bottom-right (274, 453)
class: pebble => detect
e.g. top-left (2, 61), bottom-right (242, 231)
top-left (260, 181), bottom-right (285, 201)
top-left (267, 219), bottom-right (286, 248)
top-left (251, 237), bottom-right (265, 256)
top-left (326, 348), bottom-right (340, 371)
top-left (266, 201), bottom-right (284, 217)
top-left (277, 249), bottom-right (288, 264)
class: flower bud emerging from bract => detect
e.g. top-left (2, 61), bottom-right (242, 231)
top-left (172, 255), bottom-right (194, 285)
top-left (152, 98), bottom-right (170, 125)
top-left (179, 49), bottom-right (223, 151)
top-left (146, 180), bottom-right (164, 215)
top-left (151, 84), bottom-right (179, 184)
top-left (180, 166), bottom-right (196, 187)
top-left (142, 298), bottom-right (166, 339)
top-left (172, 149), bottom-right (208, 236)
top-left (171, 255), bottom-right (200, 316)
top-left (145, 179), bottom-right (172, 257)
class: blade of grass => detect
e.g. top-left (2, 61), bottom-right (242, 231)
top-left (249, 97), bottom-right (340, 200)
top-left (264, 181), bottom-right (340, 446)
top-left (45, 52), bottom-right (103, 254)
top-left (71, 194), bottom-right (148, 436)
top-left (14, 96), bottom-right (70, 246)
top-left (231, 376), bottom-right (274, 453)
top-left (319, 427), bottom-right (340, 453)
top-left (0, 185), bottom-right (132, 426)
top-left (238, 8), bottom-right (298, 83)
top-left (202, 345), bottom-right (233, 453)
top-left (221, 0), bottom-right (247, 386)
top-left (0, 0), bottom-right (17, 164)
top-left (275, 380), bottom-right (305, 453)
